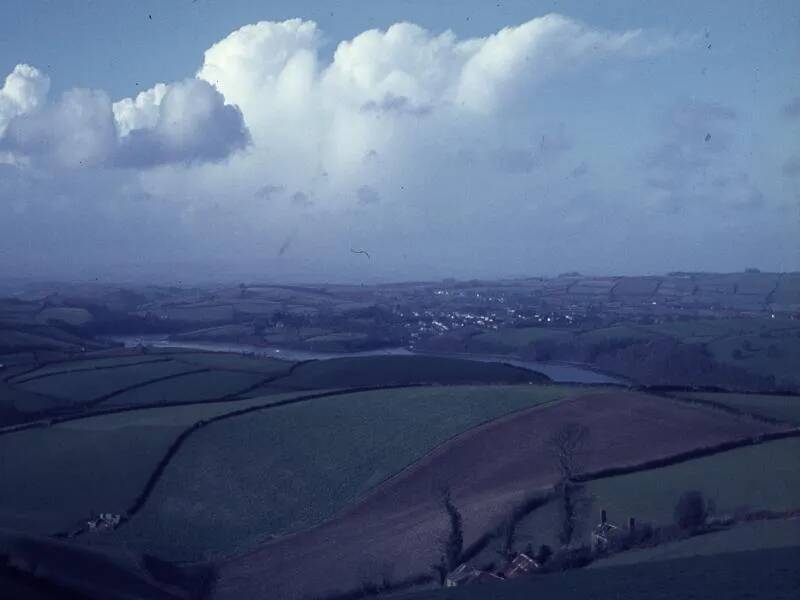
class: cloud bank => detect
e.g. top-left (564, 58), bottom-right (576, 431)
top-left (0, 14), bottom-right (795, 281)
top-left (1, 69), bottom-right (248, 168)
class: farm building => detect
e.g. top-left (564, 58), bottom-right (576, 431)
top-left (502, 553), bottom-right (539, 579)
top-left (445, 564), bottom-right (503, 587)
top-left (87, 512), bottom-right (122, 532)
top-left (591, 509), bottom-right (633, 551)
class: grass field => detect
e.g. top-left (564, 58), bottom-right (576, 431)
top-left (0, 330), bottom-right (77, 352)
top-left (0, 391), bottom-right (314, 534)
top-left (0, 527), bottom-right (213, 600)
top-left (707, 333), bottom-right (800, 388)
top-left (216, 391), bottom-right (778, 599)
top-left (14, 360), bottom-right (201, 406)
top-left (0, 382), bottom-right (63, 418)
top-left (101, 370), bottom-right (266, 407)
top-left (170, 353), bottom-right (294, 375)
top-left (111, 385), bottom-right (578, 560)
top-left (677, 392), bottom-right (800, 424)
top-left (268, 355), bottom-right (548, 391)
top-left (590, 519), bottom-right (800, 568)
top-left (405, 546), bottom-right (800, 600)
top-left (8, 355), bottom-right (171, 379)
top-left (509, 438), bottom-right (800, 550)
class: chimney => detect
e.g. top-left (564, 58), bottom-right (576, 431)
top-left (628, 517), bottom-right (636, 534)
top-left (601, 509), bottom-right (607, 524)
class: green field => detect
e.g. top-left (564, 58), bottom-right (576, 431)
top-left (0, 329), bottom-right (77, 352)
top-left (1, 353), bottom-right (299, 416)
top-left (14, 360), bottom-right (200, 406)
top-left (408, 546), bottom-right (800, 600)
top-left (268, 355), bottom-right (548, 391)
top-left (509, 439), bottom-right (800, 551)
top-left (0, 391), bottom-right (313, 534)
top-left (707, 333), bottom-right (800, 388)
top-left (677, 392), bottom-right (800, 424)
top-left (102, 370), bottom-right (266, 407)
top-left (8, 355), bottom-right (171, 379)
top-left (170, 353), bottom-right (294, 375)
top-left (591, 519), bottom-right (800, 568)
top-left (0, 381), bottom-right (65, 418)
top-left (111, 385), bottom-right (580, 560)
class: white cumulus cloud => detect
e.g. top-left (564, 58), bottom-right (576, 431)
top-left (0, 71), bottom-right (248, 169)
top-left (0, 64), bottom-right (50, 136)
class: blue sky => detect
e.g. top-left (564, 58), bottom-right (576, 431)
top-left (0, 1), bottom-right (798, 282)
top-left (3, 1), bottom-right (797, 99)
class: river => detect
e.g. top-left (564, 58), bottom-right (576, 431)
top-left (108, 335), bottom-right (626, 385)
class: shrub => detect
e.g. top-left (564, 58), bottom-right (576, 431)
top-left (674, 490), bottom-right (710, 530)
top-left (536, 544), bottom-right (553, 564)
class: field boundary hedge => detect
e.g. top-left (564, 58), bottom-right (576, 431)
top-left (84, 368), bottom-right (212, 408)
top-left (574, 428), bottom-right (800, 484)
top-left (652, 389), bottom-right (799, 426)
top-left (76, 383), bottom-right (576, 540)
top-left (0, 360), bottom-right (312, 434)
top-left (641, 383), bottom-right (800, 397)
top-left (316, 431), bottom-right (800, 600)
top-left (44, 384), bottom-right (449, 539)
top-left (8, 358), bottom-right (174, 384)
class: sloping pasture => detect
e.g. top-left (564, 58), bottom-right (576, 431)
top-left (214, 391), bottom-right (783, 600)
top-left (509, 437), bottom-right (800, 552)
top-left (0, 391), bottom-right (316, 535)
top-left (109, 385), bottom-right (579, 560)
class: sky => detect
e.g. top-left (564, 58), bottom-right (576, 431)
top-left (0, 0), bottom-right (798, 283)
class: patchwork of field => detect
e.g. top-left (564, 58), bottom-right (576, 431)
top-left (0, 391), bottom-right (316, 534)
top-left (0, 352), bottom-right (295, 421)
top-left (13, 361), bottom-right (203, 406)
top-left (214, 391), bottom-right (780, 600)
top-left (1, 352), bottom-right (554, 424)
top-left (102, 370), bottom-right (267, 407)
top-left (107, 385), bottom-right (580, 560)
top-left (0, 339), bottom-right (796, 600)
top-left (676, 391), bottom-right (800, 424)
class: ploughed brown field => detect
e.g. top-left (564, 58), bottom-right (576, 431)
top-left (213, 391), bottom-right (784, 600)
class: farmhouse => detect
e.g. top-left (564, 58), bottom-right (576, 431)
top-left (445, 564), bottom-right (503, 587)
top-left (591, 509), bottom-right (634, 551)
top-left (87, 513), bottom-right (122, 532)
top-left (502, 553), bottom-right (539, 579)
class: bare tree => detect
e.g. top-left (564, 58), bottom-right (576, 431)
top-left (547, 424), bottom-right (591, 547)
top-left (547, 423), bottom-right (589, 482)
top-left (431, 486), bottom-right (464, 585)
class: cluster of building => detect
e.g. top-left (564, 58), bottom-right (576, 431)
top-left (445, 552), bottom-right (540, 588)
top-left (444, 509), bottom-right (637, 589)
